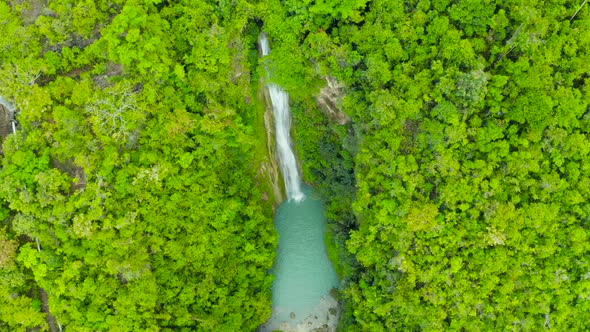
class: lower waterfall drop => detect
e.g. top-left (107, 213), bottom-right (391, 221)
top-left (259, 33), bottom-right (304, 202)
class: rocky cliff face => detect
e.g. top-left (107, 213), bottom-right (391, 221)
top-left (260, 86), bottom-right (286, 206)
top-left (0, 104), bottom-right (12, 148)
top-left (316, 77), bottom-right (349, 126)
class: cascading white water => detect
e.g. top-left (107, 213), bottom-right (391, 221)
top-left (258, 33), bottom-right (339, 332)
top-left (259, 33), bottom-right (304, 202)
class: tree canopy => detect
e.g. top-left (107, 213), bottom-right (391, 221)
top-left (1, 0), bottom-right (590, 331)
top-left (281, 0), bottom-right (590, 330)
top-left (1, 1), bottom-right (276, 331)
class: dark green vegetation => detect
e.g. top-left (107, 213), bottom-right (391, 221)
top-left (0, 1), bottom-right (277, 331)
top-left (2, 0), bottom-right (590, 331)
top-left (283, 0), bottom-right (590, 330)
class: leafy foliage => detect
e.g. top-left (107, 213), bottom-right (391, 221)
top-left (288, 0), bottom-right (590, 330)
top-left (2, 0), bottom-right (590, 331)
top-left (261, 0), bottom-right (590, 330)
top-left (1, 1), bottom-right (276, 330)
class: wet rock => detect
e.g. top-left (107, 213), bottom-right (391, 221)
top-left (260, 87), bottom-right (286, 206)
top-left (329, 288), bottom-right (339, 300)
top-left (0, 104), bottom-right (11, 141)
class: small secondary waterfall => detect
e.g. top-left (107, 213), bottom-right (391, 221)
top-left (259, 33), bottom-right (304, 202)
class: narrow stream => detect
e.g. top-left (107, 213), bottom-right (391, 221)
top-left (258, 34), bottom-right (339, 332)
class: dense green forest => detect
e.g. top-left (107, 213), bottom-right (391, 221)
top-left (0, 1), bottom-right (277, 330)
top-left (1, 0), bottom-right (590, 331)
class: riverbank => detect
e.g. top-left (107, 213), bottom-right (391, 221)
top-left (290, 97), bottom-right (359, 329)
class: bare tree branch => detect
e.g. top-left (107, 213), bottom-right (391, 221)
top-left (85, 87), bottom-right (137, 139)
top-left (571, 0), bottom-right (588, 21)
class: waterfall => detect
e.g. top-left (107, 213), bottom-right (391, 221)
top-left (259, 33), bottom-right (304, 202)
